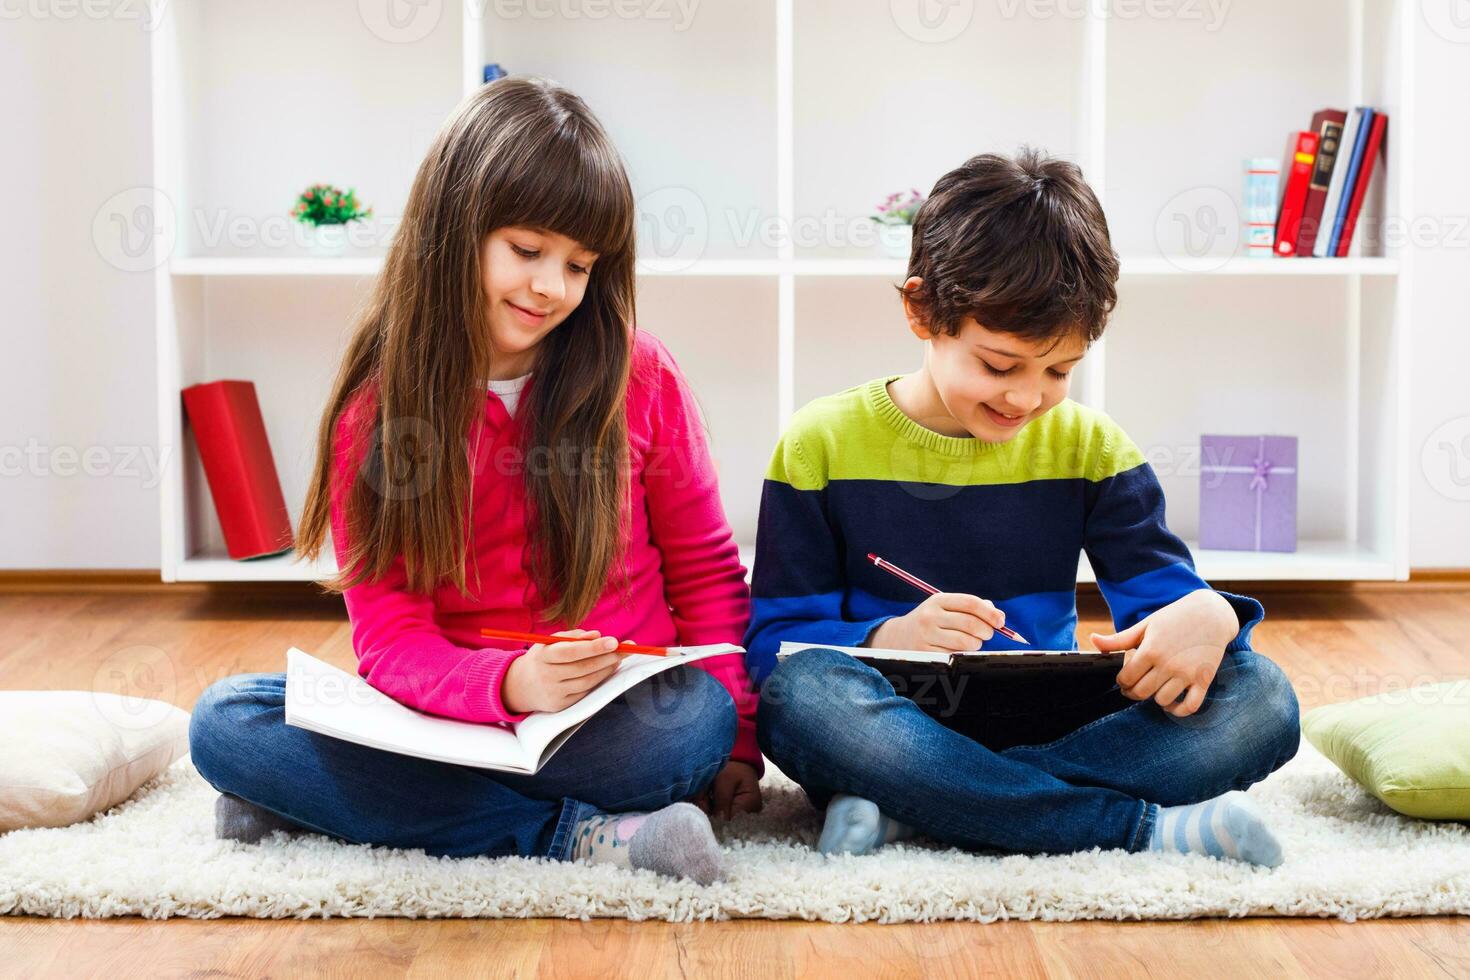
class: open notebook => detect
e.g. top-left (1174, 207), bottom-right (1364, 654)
top-left (284, 643), bottom-right (740, 775)
top-left (778, 641), bottom-right (1127, 674)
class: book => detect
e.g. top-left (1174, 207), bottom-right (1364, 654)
top-left (284, 643), bottom-right (741, 774)
top-left (777, 641), bottom-right (1127, 675)
top-left (1313, 107), bottom-right (1368, 257)
top-left (1273, 130), bottom-right (1320, 256)
top-left (1295, 108), bottom-right (1347, 255)
top-left (180, 379), bottom-right (293, 560)
top-left (1243, 157), bottom-right (1281, 258)
top-left (1335, 112), bottom-right (1388, 257)
top-left (1326, 107), bottom-right (1376, 256)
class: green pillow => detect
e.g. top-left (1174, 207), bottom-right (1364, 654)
top-left (1302, 680), bottom-right (1470, 820)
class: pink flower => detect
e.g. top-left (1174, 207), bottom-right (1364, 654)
top-left (304, 190), bottom-right (314, 200)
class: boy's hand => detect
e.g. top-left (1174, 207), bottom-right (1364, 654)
top-left (867, 592), bottom-right (1006, 652)
top-left (688, 760), bottom-right (763, 821)
top-left (1090, 590), bottom-right (1239, 717)
top-left (501, 629), bottom-right (623, 715)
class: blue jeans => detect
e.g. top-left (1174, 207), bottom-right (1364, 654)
top-left (188, 664), bottom-right (735, 860)
top-left (757, 647), bottom-right (1301, 856)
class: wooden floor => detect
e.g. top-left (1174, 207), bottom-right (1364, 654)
top-left (3, 581), bottom-right (1469, 977)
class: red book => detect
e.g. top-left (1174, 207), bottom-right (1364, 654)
top-left (181, 380), bottom-right (294, 561)
top-left (1296, 109), bottom-right (1347, 255)
top-left (1335, 112), bottom-right (1389, 257)
top-left (1274, 130), bottom-right (1320, 256)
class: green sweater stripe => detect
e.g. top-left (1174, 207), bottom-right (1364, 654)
top-left (765, 377), bottom-right (1145, 490)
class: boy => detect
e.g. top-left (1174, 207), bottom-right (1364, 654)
top-left (744, 150), bottom-right (1301, 867)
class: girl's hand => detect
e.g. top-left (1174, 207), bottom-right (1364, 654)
top-left (866, 592), bottom-right (1006, 652)
top-left (688, 760), bottom-right (762, 821)
top-left (501, 629), bottom-right (623, 715)
top-left (1090, 589), bottom-right (1239, 717)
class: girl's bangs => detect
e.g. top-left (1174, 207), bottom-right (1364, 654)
top-left (489, 131), bottom-right (634, 259)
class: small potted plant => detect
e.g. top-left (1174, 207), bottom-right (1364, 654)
top-left (871, 188), bottom-right (925, 258)
top-left (291, 183), bottom-right (373, 257)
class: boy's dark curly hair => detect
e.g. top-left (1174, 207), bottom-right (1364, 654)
top-left (903, 148), bottom-right (1120, 348)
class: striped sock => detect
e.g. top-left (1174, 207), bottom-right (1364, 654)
top-left (1148, 791), bottom-right (1283, 868)
top-left (817, 795), bottom-right (915, 856)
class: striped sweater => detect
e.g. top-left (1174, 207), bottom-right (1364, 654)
top-left (742, 376), bottom-right (1265, 685)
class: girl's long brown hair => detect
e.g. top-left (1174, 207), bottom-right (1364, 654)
top-left (296, 76), bottom-right (637, 625)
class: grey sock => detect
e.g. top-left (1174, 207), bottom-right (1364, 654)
top-left (624, 802), bottom-right (724, 886)
top-left (214, 792), bottom-right (305, 844)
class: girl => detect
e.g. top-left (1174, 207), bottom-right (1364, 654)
top-left (187, 77), bottom-right (762, 886)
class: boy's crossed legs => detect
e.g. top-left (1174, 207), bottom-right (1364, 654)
top-left (757, 646), bottom-right (1300, 865)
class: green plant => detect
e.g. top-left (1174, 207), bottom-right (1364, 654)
top-left (291, 183), bottom-right (373, 226)
top-left (871, 188), bottom-right (925, 226)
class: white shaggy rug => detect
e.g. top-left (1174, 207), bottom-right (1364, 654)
top-left (3, 741), bottom-right (1469, 923)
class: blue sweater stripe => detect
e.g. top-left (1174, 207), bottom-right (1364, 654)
top-left (742, 382), bottom-right (1266, 681)
top-left (744, 586), bottom-right (1084, 684)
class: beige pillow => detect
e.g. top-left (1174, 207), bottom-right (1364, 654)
top-left (0, 690), bottom-right (190, 832)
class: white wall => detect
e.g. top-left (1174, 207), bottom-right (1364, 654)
top-left (1, 12), bottom-right (159, 568)
top-left (1, 8), bottom-right (1467, 571)
top-left (1405, 8), bottom-right (1470, 568)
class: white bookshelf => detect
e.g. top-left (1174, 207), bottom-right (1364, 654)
top-left (153, 0), bottom-right (1413, 584)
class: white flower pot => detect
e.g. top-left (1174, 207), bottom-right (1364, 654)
top-left (876, 223), bottom-right (913, 259)
top-left (302, 222), bottom-right (349, 257)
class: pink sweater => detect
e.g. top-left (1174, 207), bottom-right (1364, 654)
top-left (329, 330), bottom-right (761, 771)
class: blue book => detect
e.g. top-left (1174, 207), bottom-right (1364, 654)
top-left (1327, 108), bottom-right (1375, 256)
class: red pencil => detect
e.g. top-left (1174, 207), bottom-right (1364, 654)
top-left (866, 552), bottom-right (1031, 645)
top-left (479, 628), bottom-right (670, 656)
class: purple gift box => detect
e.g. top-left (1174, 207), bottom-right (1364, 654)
top-left (1198, 435), bottom-right (1298, 553)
